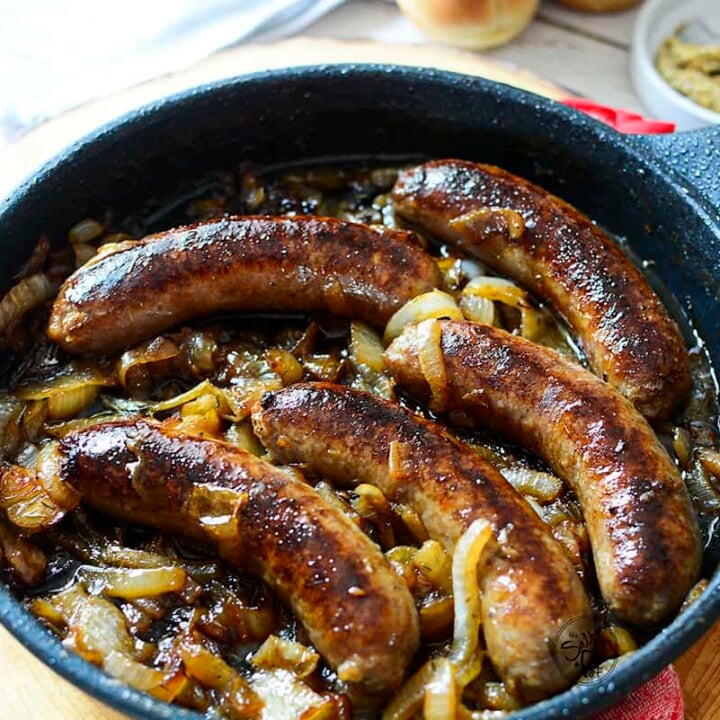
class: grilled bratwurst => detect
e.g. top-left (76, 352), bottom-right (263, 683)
top-left (385, 320), bottom-right (702, 625)
top-left (391, 160), bottom-right (691, 420)
top-left (48, 216), bottom-right (441, 355)
top-left (252, 382), bottom-right (594, 702)
top-left (41, 418), bottom-right (420, 695)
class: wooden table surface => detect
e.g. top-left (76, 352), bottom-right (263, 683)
top-left (2, 2), bottom-right (719, 719)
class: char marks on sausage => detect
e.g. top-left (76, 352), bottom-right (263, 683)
top-left (48, 216), bottom-right (441, 355)
top-left (252, 382), bottom-right (594, 702)
top-left (385, 320), bottom-right (702, 625)
top-left (391, 160), bottom-right (691, 420)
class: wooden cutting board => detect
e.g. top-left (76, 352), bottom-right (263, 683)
top-left (1, 36), bottom-right (718, 720)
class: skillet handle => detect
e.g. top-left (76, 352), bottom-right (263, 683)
top-left (628, 126), bottom-right (720, 209)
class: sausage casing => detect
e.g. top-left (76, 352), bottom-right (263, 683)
top-left (49, 418), bottom-right (420, 694)
top-left (252, 382), bottom-right (594, 702)
top-left (391, 160), bottom-right (691, 420)
top-left (48, 216), bottom-right (441, 355)
top-left (385, 320), bottom-right (702, 625)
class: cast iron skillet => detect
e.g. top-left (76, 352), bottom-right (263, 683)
top-left (0, 66), bottom-right (719, 720)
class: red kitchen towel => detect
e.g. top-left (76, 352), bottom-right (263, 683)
top-left (562, 98), bottom-right (676, 134)
top-left (591, 665), bottom-right (684, 720)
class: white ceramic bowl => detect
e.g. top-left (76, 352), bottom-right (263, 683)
top-left (630, 0), bottom-right (720, 130)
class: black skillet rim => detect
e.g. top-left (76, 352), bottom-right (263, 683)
top-left (0, 64), bottom-right (718, 720)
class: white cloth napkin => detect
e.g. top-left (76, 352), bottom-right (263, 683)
top-left (0, 0), bottom-right (346, 146)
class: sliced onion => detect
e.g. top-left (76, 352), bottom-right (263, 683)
top-left (183, 331), bottom-right (218, 374)
top-left (223, 378), bottom-right (282, 421)
top-left (0, 273), bottom-right (55, 335)
top-left (29, 597), bottom-right (66, 627)
top-left (419, 595), bottom-right (454, 639)
top-left (417, 319), bottom-right (449, 413)
top-left (314, 481), bottom-right (360, 526)
top-left (384, 290), bottom-right (463, 342)
top-left (672, 426), bottom-right (693, 468)
top-left (36, 441), bottom-right (82, 510)
top-left (382, 659), bottom-right (442, 720)
top-left (61, 588), bottom-right (136, 658)
top-left (251, 634), bottom-right (319, 678)
top-left (599, 625), bottom-right (637, 656)
top-left (461, 276), bottom-right (544, 340)
top-left (180, 640), bottom-right (262, 716)
top-left (15, 362), bottom-right (116, 402)
top-left (47, 384), bottom-right (100, 420)
top-left (698, 448), bottom-right (720, 480)
top-left (0, 459), bottom-right (72, 531)
top-left (413, 540), bottom-right (452, 594)
top-left (685, 459), bottom-right (720, 512)
top-left (459, 294), bottom-right (495, 325)
top-left (21, 400), bottom-right (48, 441)
top-left (68, 218), bottom-right (104, 245)
top-left (265, 347), bottom-right (303, 384)
top-left (251, 668), bottom-right (331, 720)
top-left (350, 321), bottom-right (386, 372)
top-left (80, 566), bottom-right (187, 599)
top-left (436, 257), bottom-right (487, 291)
top-left (391, 501), bottom-right (429, 543)
top-left (349, 483), bottom-right (395, 549)
top-left (224, 421), bottom-right (264, 456)
top-left (104, 650), bottom-right (178, 695)
top-left (150, 379), bottom-right (222, 414)
top-left (203, 579), bottom-right (277, 641)
top-left (423, 658), bottom-right (457, 720)
top-left (448, 519), bottom-right (492, 687)
top-left (118, 337), bottom-right (179, 389)
top-left (500, 467), bottom-right (564, 503)
top-left (302, 353), bottom-right (342, 383)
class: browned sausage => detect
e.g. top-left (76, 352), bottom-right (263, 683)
top-left (42, 418), bottom-right (419, 695)
top-left (252, 382), bottom-right (594, 703)
top-left (48, 216), bottom-right (441, 355)
top-left (391, 160), bottom-right (691, 420)
top-left (385, 319), bottom-right (702, 625)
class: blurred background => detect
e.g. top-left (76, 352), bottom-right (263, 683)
top-left (0, 0), bottom-right (717, 196)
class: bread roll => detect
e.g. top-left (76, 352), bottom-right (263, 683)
top-left (397, 0), bottom-right (540, 50)
top-left (554, 0), bottom-right (639, 10)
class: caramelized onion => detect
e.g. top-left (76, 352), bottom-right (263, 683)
top-left (350, 321), bottom-right (386, 372)
top-left (0, 458), bottom-right (73, 531)
top-left (382, 659), bottom-right (442, 720)
top-left (118, 337), bottom-right (179, 389)
top-left (448, 519), bottom-right (492, 687)
top-left (79, 566), bottom-right (187, 599)
top-left (423, 658), bottom-right (457, 720)
top-left (251, 635), bottom-right (319, 678)
top-left (500, 467), bottom-right (564, 503)
top-left (15, 363), bottom-right (116, 416)
top-left (180, 640), bottom-right (262, 717)
top-left (458, 294), bottom-right (495, 325)
top-left (461, 276), bottom-right (546, 340)
top-left (416, 319), bottom-right (450, 413)
top-left (0, 273), bottom-right (55, 336)
top-left (384, 290), bottom-right (462, 342)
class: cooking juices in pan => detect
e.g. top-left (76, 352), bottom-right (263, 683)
top-left (0, 160), bottom-right (718, 719)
